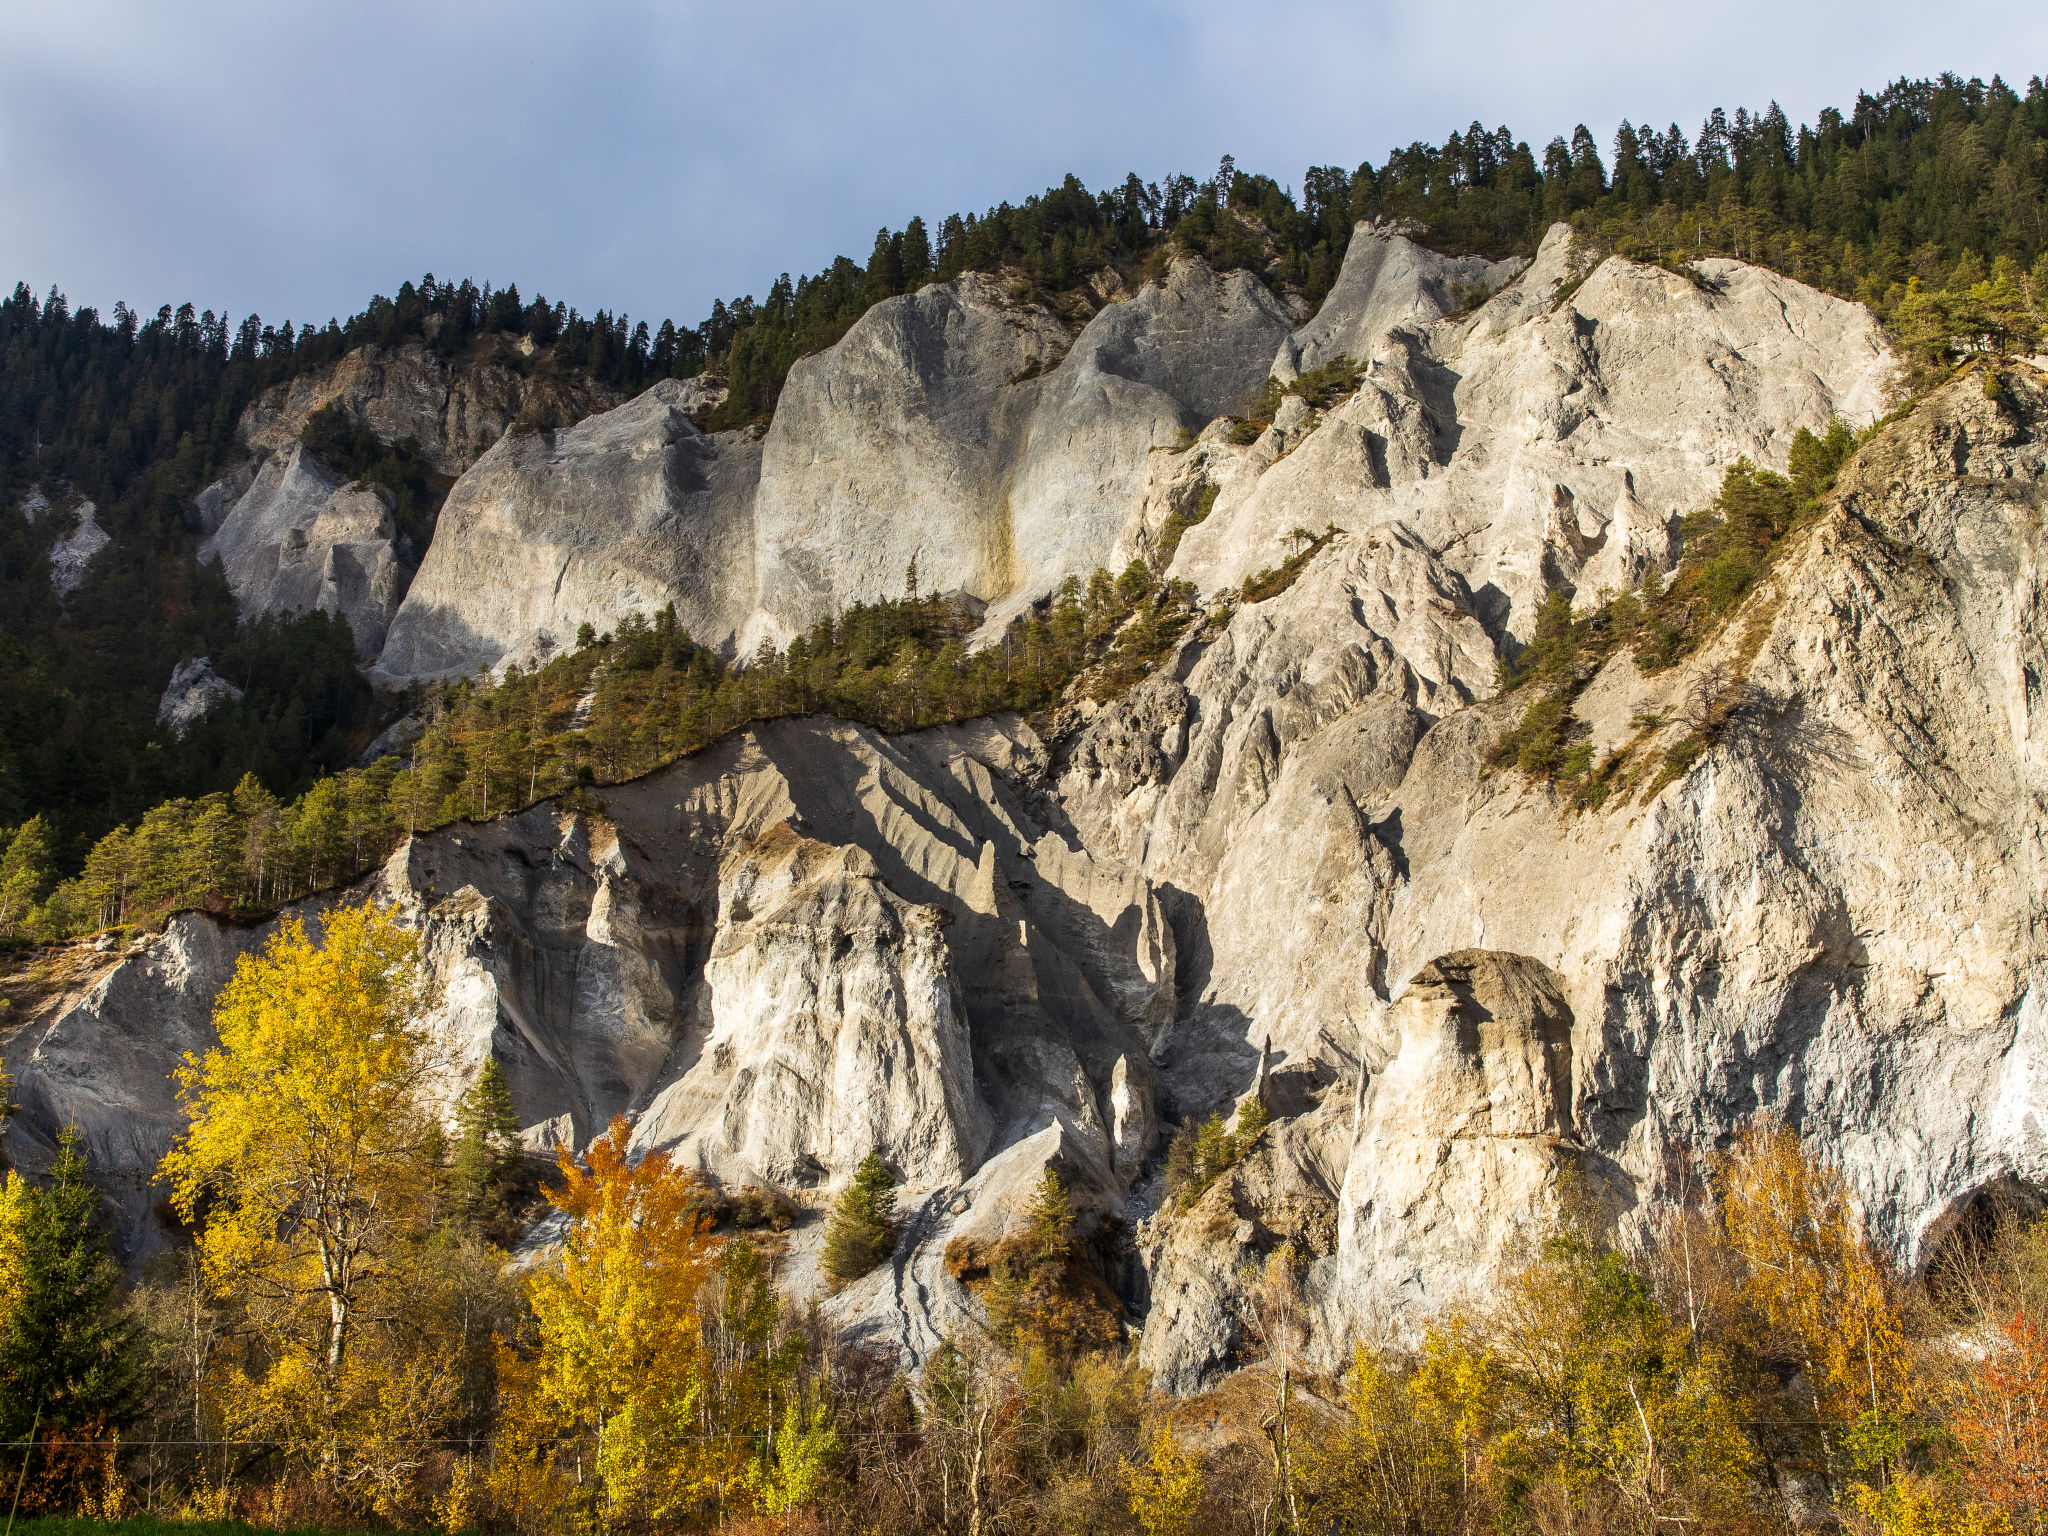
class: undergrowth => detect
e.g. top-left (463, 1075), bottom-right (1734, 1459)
top-left (1240, 525), bottom-right (1343, 604)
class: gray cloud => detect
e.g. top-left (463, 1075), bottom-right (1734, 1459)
top-left (4, 0), bottom-right (2044, 330)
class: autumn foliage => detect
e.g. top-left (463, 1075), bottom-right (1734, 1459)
top-left (5, 909), bottom-right (2046, 1536)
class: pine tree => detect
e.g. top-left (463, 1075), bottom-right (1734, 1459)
top-left (0, 1128), bottom-right (143, 1438)
top-left (820, 1153), bottom-right (899, 1283)
top-left (450, 1057), bottom-right (522, 1224)
top-left (1163, 1122), bottom-right (1198, 1207)
top-left (900, 217), bottom-right (933, 289)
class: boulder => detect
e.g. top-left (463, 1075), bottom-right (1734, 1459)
top-left (156, 657), bottom-right (244, 737)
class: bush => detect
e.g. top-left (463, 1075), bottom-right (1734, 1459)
top-left (731, 1184), bottom-right (795, 1232)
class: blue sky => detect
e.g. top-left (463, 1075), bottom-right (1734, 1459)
top-left (4, 0), bottom-right (2045, 333)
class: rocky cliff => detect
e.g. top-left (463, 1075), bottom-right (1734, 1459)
top-left (38, 220), bottom-right (2048, 1393)
top-left (196, 225), bottom-right (1889, 681)
top-left (193, 340), bottom-right (622, 657)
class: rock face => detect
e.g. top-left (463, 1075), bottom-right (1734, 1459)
top-left (194, 341), bottom-right (623, 652)
top-left (156, 658), bottom-right (244, 736)
top-left (47, 499), bottom-right (108, 596)
top-left (238, 339), bottom-right (620, 479)
top-left (200, 444), bottom-right (415, 657)
top-left (373, 380), bottom-right (763, 677)
top-left (1332, 951), bottom-right (1577, 1321)
top-left (366, 227), bottom-right (1889, 681)
top-left (1169, 224), bottom-right (1896, 628)
top-left (35, 221), bottom-right (2048, 1402)
top-left (372, 258), bottom-right (1297, 675)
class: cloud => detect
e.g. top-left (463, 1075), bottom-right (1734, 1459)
top-left (3, 0), bottom-right (2044, 331)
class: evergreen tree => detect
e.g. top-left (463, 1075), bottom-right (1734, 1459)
top-left (0, 1128), bottom-right (143, 1438)
top-left (0, 813), bottom-right (54, 937)
top-left (900, 217), bottom-right (934, 289)
top-left (1025, 1167), bottom-right (1072, 1259)
top-left (820, 1153), bottom-right (899, 1283)
top-left (450, 1057), bottom-right (523, 1225)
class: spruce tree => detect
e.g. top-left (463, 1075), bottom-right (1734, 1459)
top-left (820, 1153), bottom-right (899, 1283)
top-left (450, 1057), bottom-right (522, 1225)
top-left (0, 1128), bottom-right (142, 1438)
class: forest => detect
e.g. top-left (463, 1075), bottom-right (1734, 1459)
top-left (1, 903), bottom-right (2046, 1536)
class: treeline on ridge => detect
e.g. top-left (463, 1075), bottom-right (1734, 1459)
top-left (0, 563), bottom-right (1201, 943)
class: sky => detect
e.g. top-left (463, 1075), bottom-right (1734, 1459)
top-left (4, 0), bottom-right (2046, 335)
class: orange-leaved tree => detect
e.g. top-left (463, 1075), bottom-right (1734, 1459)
top-left (1952, 1310), bottom-right (2048, 1530)
top-left (507, 1114), bottom-right (729, 1526)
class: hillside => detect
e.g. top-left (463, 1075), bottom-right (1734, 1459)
top-left (3, 71), bottom-right (2046, 878)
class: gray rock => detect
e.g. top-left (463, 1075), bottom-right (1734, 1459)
top-left (238, 339), bottom-right (620, 479)
top-left (744, 273), bottom-right (1068, 649)
top-left (1274, 221), bottom-right (1521, 378)
top-left (156, 658), bottom-right (244, 737)
top-left (47, 500), bottom-right (108, 596)
top-left (200, 444), bottom-right (413, 657)
top-left (373, 378), bottom-right (763, 679)
top-left (1170, 224), bottom-right (1897, 637)
top-left (378, 258), bottom-right (1294, 674)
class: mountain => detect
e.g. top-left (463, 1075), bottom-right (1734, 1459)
top-left (15, 188), bottom-right (2048, 1396)
top-left (5, 71), bottom-right (2045, 863)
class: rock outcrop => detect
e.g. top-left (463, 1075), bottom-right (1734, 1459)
top-left (374, 380), bottom-right (763, 677)
top-left (1331, 951), bottom-right (1578, 1321)
top-left (1168, 225), bottom-right (1895, 627)
top-left (372, 258), bottom-right (1298, 675)
top-left (238, 339), bottom-right (620, 479)
top-left (201, 444), bottom-right (415, 657)
top-left (156, 658), bottom-right (243, 736)
top-left (193, 340), bottom-right (624, 652)
top-left (47, 499), bottom-right (108, 596)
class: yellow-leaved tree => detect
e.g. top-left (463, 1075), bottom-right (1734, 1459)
top-left (1128, 1421), bottom-right (1204, 1536)
top-left (504, 1114), bottom-right (728, 1527)
top-left (1715, 1119), bottom-right (1909, 1489)
top-left (160, 903), bottom-right (463, 1502)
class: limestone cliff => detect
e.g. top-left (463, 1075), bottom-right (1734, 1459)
top-left (370, 258), bottom-right (1298, 676)
top-left (201, 444), bottom-right (415, 657)
top-left (373, 379), bottom-right (762, 676)
top-left (361, 227), bottom-right (1888, 681)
